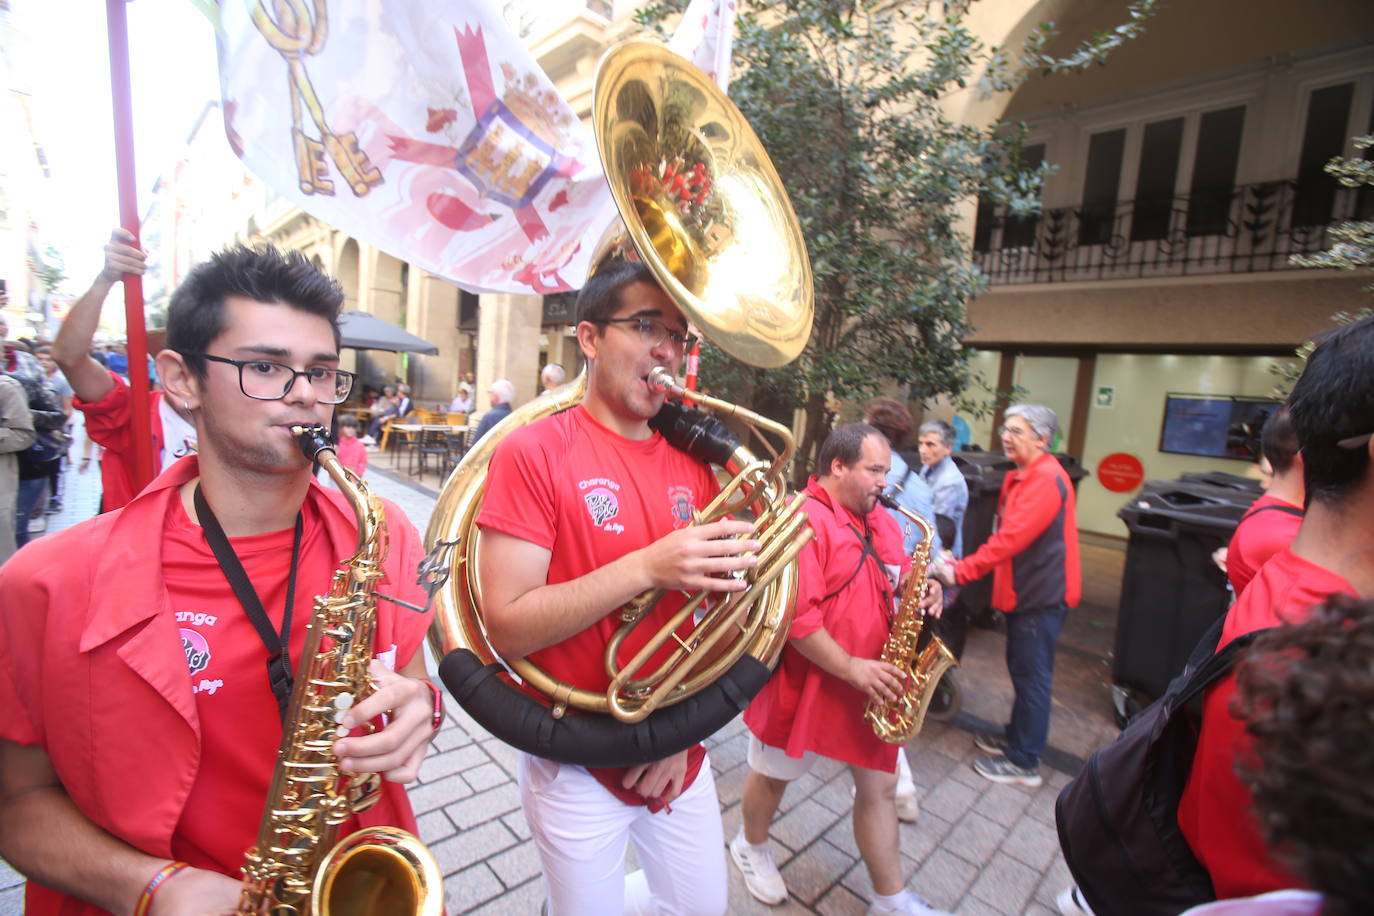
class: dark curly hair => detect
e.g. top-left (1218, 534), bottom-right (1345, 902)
top-left (1231, 594), bottom-right (1374, 914)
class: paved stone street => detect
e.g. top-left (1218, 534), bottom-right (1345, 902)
top-left (0, 447), bottom-right (1124, 915)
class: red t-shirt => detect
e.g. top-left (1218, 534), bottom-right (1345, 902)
top-left (1226, 495), bottom-right (1303, 597)
top-left (1177, 548), bottom-right (1355, 899)
top-left (334, 436), bottom-right (368, 477)
top-left (162, 498), bottom-right (343, 873)
top-left (744, 479), bottom-right (909, 771)
top-left (477, 405), bottom-right (718, 800)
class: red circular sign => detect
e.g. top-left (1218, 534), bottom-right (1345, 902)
top-left (1097, 453), bottom-right (1145, 493)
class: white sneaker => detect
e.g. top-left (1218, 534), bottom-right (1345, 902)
top-left (866, 890), bottom-right (952, 915)
top-left (1056, 884), bottom-right (1096, 915)
top-left (729, 831), bottom-right (787, 905)
top-left (894, 791), bottom-right (919, 823)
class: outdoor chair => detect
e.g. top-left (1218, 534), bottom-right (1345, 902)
top-left (412, 427), bottom-right (451, 481)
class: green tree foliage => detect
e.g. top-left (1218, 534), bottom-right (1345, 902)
top-left (1272, 135), bottom-right (1374, 395)
top-left (637, 0), bottom-right (1155, 474)
top-left (36, 246), bottom-right (66, 295)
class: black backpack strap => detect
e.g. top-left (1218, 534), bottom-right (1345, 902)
top-left (1239, 503), bottom-right (1304, 524)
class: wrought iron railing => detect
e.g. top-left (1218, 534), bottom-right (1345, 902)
top-left (974, 178), bottom-right (1370, 284)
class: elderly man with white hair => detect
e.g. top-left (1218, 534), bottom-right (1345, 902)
top-left (471, 378), bottom-right (516, 444)
top-left (936, 404), bottom-right (1080, 787)
top-left (540, 362), bottom-right (566, 394)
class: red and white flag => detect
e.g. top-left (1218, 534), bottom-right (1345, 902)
top-left (215, 0), bottom-right (736, 295)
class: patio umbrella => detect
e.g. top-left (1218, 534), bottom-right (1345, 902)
top-left (338, 310), bottom-right (439, 355)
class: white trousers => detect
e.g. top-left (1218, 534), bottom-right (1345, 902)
top-left (518, 753), bottom-right (728, 916)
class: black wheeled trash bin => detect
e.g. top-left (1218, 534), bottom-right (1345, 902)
top-left (948, 453), bottom-right (1015, 637)
top-left (1112, 480), bottom-right (1259, 724)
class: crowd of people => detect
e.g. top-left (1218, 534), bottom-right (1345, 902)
top-left (0, 234), bottom-right (1369, 916)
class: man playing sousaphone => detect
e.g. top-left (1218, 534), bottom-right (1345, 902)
top-left (477, 260), bottom-right (759, 914)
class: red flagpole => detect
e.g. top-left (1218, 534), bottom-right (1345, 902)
top-left (106, 0), bottom-right (156, 491)
top-left (685, 340), bottom-right (700, 392)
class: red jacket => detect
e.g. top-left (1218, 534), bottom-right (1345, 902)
top-left (954, 451), bottom-right (1080, 612)
top-left (0, 456), bottom-right (432, 915)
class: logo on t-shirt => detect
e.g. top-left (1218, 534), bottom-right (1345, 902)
top-left (667, 486), bottom-right (695, 528)
top-left (584, 486), bottom-right (620, 527)
top-left (181, 628), bottom-right (212, 675)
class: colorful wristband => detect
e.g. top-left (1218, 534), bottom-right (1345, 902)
top-left (133, 860), bottom-right (190, 916)
top-left (421, 679), bottom-right (445, 731)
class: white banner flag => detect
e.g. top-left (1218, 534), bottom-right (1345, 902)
top-left (216, 0), bottom-right (736, 295)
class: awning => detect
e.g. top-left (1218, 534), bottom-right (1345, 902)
top-left (338, 310), bottom-right (439, 355)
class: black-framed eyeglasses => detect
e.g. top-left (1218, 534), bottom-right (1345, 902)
top-left (1337, 431), bottom-right (1372, 450)
top-left (185, 352), bottom-right (355, 404)
top-left (588, 317), bottom-right (698, 352)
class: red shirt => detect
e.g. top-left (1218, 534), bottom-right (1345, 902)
top-left (477, 405), bottom-right (717, 799)
top-left (162, 499), bottom-right (343, 873)
top-left (744, 478), bottom-right (909, 772)
top-left (1177, 549), bottom-right (1355, 899)
top-left (954, 451), bottom-right (1080, 612)
top-left (0, 457), bottom-right (432, 915)
top-left (1226, 494), bottom-right (1303, 597)
top-left (74, 371), bottom-right (166, 510)
top-left (334, 435), bottom-right (368, 477)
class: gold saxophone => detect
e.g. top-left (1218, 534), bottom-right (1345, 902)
top-left (865, 494), bottom-right (959, 744)
top-left (235, 426), bottom-right (441, 916)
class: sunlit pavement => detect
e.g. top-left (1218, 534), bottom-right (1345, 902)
top-left (0, 448), bottom-right (1125, 914)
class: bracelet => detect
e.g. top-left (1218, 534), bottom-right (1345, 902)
top-left (133, 861), bottom-right (190, 916)
top-left (420, 679), bottom-right (445, 731)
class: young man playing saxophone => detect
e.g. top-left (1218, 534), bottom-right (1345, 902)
top-left (734, 424), bottom-right (950, 916)
top-left (0, 247), bottom-right (437, 914)
top-left (477, 260), bottom-right (760, 915)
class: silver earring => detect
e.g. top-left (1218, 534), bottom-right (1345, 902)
top-left (183, 400), bottom-right (191, 411)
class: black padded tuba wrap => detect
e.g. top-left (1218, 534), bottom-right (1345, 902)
top-left (649, 401), bottom-right (740, 467)
top-left (438, 648), bottom-right (771, 767)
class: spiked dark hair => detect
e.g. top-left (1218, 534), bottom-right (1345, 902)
top-left (166, 245), bottom-right (343, 378)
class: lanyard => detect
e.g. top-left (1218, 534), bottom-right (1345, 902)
top-left (193, 484), bottom-right (304, 721)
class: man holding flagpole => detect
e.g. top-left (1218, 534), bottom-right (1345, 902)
top-left (52, 229), bottom-right (199, 512)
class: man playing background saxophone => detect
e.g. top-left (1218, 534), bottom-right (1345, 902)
top-left (0, 247), bottom-right (437, 914)
top-left (476, 260), bottom-right (761, 915)
top-left (733, 423), bottom-right (949, 916)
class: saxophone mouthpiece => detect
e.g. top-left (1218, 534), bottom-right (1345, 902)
top-left (647, 366), bottom-right (684, 396)
top-left (292, 424), bottom-right (335, 462)
top-left (876, 493), bottom-right (898, 511)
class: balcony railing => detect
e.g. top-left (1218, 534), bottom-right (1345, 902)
top-left (974, 178), bottom-right (1370, 285)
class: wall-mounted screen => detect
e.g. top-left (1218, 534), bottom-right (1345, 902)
top-left (1159, 394), bottom-right (1279, 461)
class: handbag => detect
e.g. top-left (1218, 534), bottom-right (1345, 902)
top-left (18, 428), bottom-right (70, 479)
